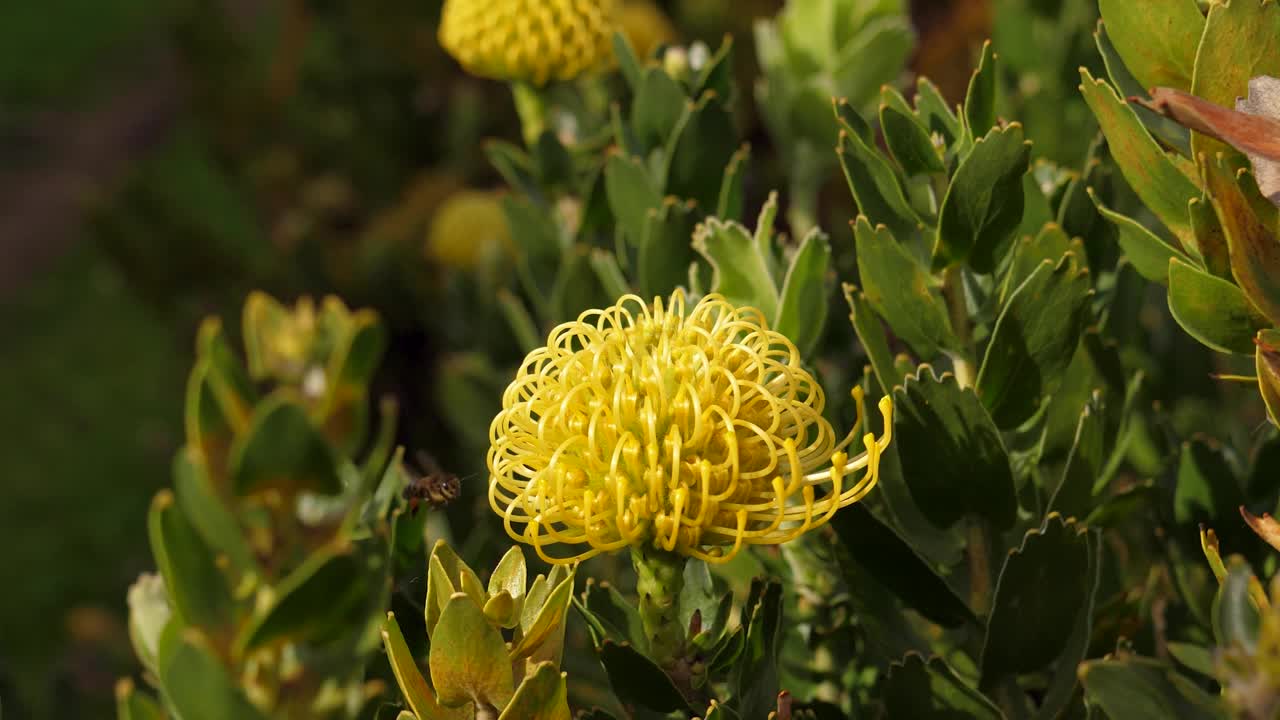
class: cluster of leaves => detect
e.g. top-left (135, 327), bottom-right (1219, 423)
top-left (107, 1), bottom-right (1280, 719)
top-left (118, 293), bottom-right (405, 719)
top-left (1081, 0), bottom-right (1280, 428)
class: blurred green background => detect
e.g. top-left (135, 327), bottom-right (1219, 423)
top-left (1, 0), bottom-right (1126, 716)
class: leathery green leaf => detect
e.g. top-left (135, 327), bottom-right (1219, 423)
top-left (1205, 158), bottom-right (1280, 325)
top-left (977, 253), bottom-right (1094, 429)
top-left (1098, 0), bottom-right (1203, 91)
top-left (1079, 68), bottom-right (1201, 249)
top-left (1167, 256), bottom-right (1269, 354)
top-left (1090, 188), bottom-right (1189, 284)
top-left (498, 662), bottom-right (572, 720)
top-left (934, 124), bottom-right (1031, 272)
top-left (430, 592), bottom-right (515, 709)
top-left (382, 612), bottom-right (471, 720)
top-left (980, 514), bottom-right (1094, 685)
top-left (884, 653), bottom-right (1003, 719)
top-left (1189, 0), bottom-right (1280, 161)
top-left (893, 365), bottom-right (1016, 530)
top-left (775, 227), bottom-right (832, 357)
top-left (855, 216), bottom-right (958, 358)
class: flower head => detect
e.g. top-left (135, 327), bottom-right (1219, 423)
top-left (438, 0), bottom-right (621, 86)
top-left (488, 292), bottom-right (892, 564)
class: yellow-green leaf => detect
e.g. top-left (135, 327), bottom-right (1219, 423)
top-left (381, 612), bottom-right (471, 720)
top-left (1080, 69), bottom-right (1201, 249)
top-left (430, 593), bottom-right (515, 709)
top-left (1098, 0), bottom-right (1203, 91)
top-left (498, 662), bottom-right (572, 720)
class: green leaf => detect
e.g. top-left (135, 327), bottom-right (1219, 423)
top-left (884, 653), bottom-right (1004, 720)
top-left (667, 92), bottom-right (737, 212)
top-left (549, 245), bottom-right (611, 322)
top-left (1258, 330), bottom-right (1280, 426)
top-left (588, 250), bottom-right (632, 303)
top-left (430, 592), bottom-right (515, 709)
top-left (832, 16), bottom-right (915, 105)
top-left (1188, 0), bottom-right (1280, 161)
top-left (1035, 520), bottom-right (1103, 720)
top-left (320, 310), bottom-right (385, 453)
top-left (1188, 195), bottom-right (1232, 279)
top-left (980, 514), bottom-right (1094, 685)
top-left (498, 662), bottom-right (571, 720)
top-left (1094, 22), bottom-right (1192, 157)
top-left (502, 195), bottom-right (561, 305)
top-left (1167, 256), bottom-right (1269, 355)
top-left (172, 449), bottom-right (253, 573)
top-left (693, 217), bottom-right (780, 319)
top-left (488, 547), bottom-right (527, 609)
top-left (1167, 642), bottom-right (1216, 678)
top-left (1079, 69), bottom-right (1201, 249)
top-left (1174, 438), bottom-right (1244, 529)
top-left (632, 68), bottom-right (687, 151)
top-left (1090, 188), bottom-right (1189, 284)
top-left (1046, 395), bottom-right (1106, 521)
top-left (612, 32), bottom-right (642, 89)
top-left (230, 395), bottom-right (342, 497)
top-left (510, 568), bottom-right (575, 662)
top-left (582, 580), bottom-right (647, 651)
top-left (881, 102), bottom-right (944, 176)
top-left (426, 540), bottom-right (485, 638)
top-left (1098, 0), bottom-right (1203, 91)
top-left (775, 228), bottom-right (831, 357)
top-left (382, 612), bottom-right (471, 720)
top-left (914, 77), bottom-right (963, 150)
top-left (605, 153), bottom-right (662, 248)
top-left (1080, 657), bottom-right (1230, 720)
top-left (854, 217), bottom-right (957, 358)
top-left (148, 490), bottom-right (233, 631)
top-left (237, 548), bottom-right (372, 653)
top-left (934, 124), bottom-right (1031, 273)
top-left (1215, 561), bottom-right (1261, 653)
top-left (830, 503), bottom-right (978, 627)
top-left (717, 144), bottom-right (750, 219)
top-left (999, 223), bottom-right (1077, 307)
top-left (843, 284), bottom-right (904, 396)
top-left (159, 631), bottom-right (268, 720)
top-left (115, 681), bottom-right (166, 720)
top-left (963, 41), bottom-right (998, 140)
top-left (598, 641), bottom-right (692, 713)
top-left (638, 198), bottom-right (700, 299)
top-left (1205, 159), bottom-right (1280, 325)
top-left (893, 366), bottom-right (1016, 530)
top-left (976, 252), bottom-right (1093, 429)
top-left (731, 579), bottom-right (784, 720)
top-left (485, 140), bottom-right (539, 197)
top-left (836, 128), bottom-right (922, 242)
top-left (532, 130), bottom-right (573, 189)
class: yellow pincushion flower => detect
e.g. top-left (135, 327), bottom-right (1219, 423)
top-left (439, 0), bottom-right (621, 86)
top-left (488, 292), bottom-right (893, 564)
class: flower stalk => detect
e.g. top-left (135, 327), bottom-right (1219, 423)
top-left (631, 543), bottom-right (688, 667)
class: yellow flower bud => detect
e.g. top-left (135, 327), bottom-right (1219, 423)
top-left (488, 291), bottom-right (893, 564)
top-left (425, 190), bottom-right (513, 271)
top-left (439, 0), bottom-right (622, 85)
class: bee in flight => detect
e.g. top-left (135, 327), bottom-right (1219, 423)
top-left (402, 451), bottom-right (462, 516)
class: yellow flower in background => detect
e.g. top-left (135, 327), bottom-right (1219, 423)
top-left (488, 292), bottom-right (893, 564)
top-left (439, 0), bottom-right (621, 86)
top-left (619, 0), bottom-right (677, 60)
top-left (425, 190), bottom-right (514, 271)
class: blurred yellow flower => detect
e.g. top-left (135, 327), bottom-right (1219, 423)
top-left (438, 0), bottom-right (621, 85)
top-left (425, 190), bottom-right (513, 271)
top-left (488, 292), bottom-right (893, 564)
top-left (620, 0), bottom-right (677, 60)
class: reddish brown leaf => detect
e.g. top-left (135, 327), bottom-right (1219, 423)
top-left (1136, 87), bottom-right (1280, 163)
top-left (1240, 505), bottom-right (1280, 553)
